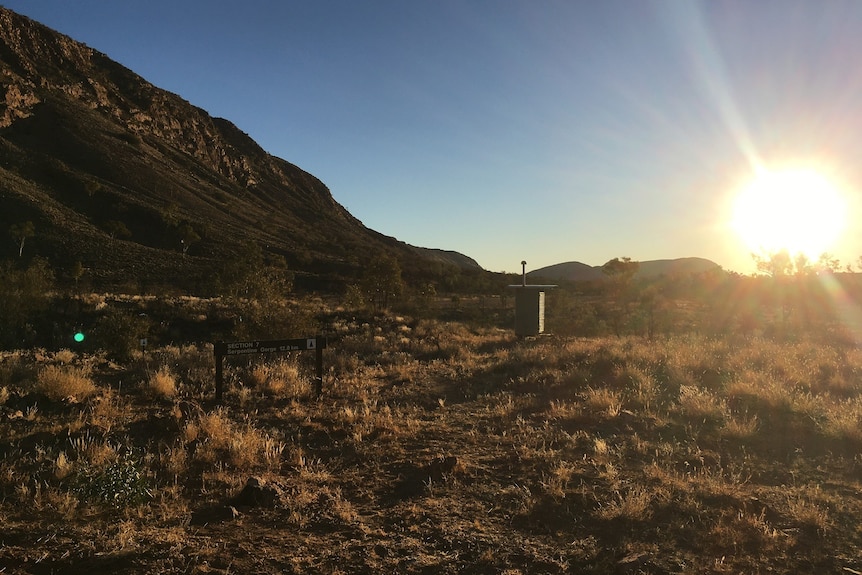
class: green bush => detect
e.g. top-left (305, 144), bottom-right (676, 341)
top-left (93, 307), bottom-right (151, 362)
top-left (0, 258), bottom-right (54, 347)
top-left (71, 456), bottom-right (151, 507)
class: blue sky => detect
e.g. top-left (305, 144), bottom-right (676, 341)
top-left (4, 1), bottom-right (862, 274)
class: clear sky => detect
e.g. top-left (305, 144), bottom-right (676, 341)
top-left (3, 0), bottom-right (862, 274)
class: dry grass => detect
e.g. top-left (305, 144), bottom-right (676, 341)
top-left (146, 366), bottom-right (177, 399)
top-left (35, 364), bottom-right (96, 401)
top-left (249, 359), bottom-right (307, 397)
top-left (1, 299), bottom-right (862, 574)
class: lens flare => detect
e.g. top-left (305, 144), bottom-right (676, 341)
top-left (731, 168), bottom-right (846, 260)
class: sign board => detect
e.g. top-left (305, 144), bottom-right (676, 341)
top-left (214, 337), bottom-right (326, 357)
top-left (213, 336), bottom-right (327, 402)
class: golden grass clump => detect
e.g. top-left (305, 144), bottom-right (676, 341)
top-left (720, 413), bottom-right (759, 439)
top-left (583, 386), bottom-right (622, 417)
top-left (250, 360), bottom-right (307, 397)
top-left (147, 366), bottom-right (177, 399)
top-left (677, 385), bottom-right (726, 423)
top-left (86, 388), bottom-right (125, 432)
top-left (52, 349), bottom-right (76, 364)
top-left (36, 365), bottom-right (96, 401)
top-left (69, 431), bottom-right (119, 467)
top-left (820, 397), bottom-right (862, 445)
top-left (183, 409), bottom-right (284, 470)
top-left (595, 486), bottom-right (656, 521)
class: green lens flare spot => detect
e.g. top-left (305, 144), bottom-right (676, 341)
top-left (74, 332), bottom-right (85, 343)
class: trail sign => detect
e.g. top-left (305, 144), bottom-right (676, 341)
top-left (214, 337), bottom-right (323, 357)
top-left (213, 336), bottom-right (327, 402)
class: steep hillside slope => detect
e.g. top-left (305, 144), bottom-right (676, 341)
top-left (0, 7), bottom-right (479, 291)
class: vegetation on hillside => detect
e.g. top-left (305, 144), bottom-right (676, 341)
top-left (0, 5), bottom-right (486, 292)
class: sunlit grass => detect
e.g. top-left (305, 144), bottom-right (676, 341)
top-left (1, 298), bottom-right (861, 572)
top-left (35, 364), bottom-right (96, 401)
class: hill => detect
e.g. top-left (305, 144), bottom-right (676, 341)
top-left (530, 257), bottom-right (721, 282)
top-left (0, 7), bottom-right (481, 292)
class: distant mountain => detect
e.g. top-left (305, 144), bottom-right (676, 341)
top-left (636, 258), bottom-right (722, 278)
top-left (529, 261), bottom-right (604, 283)
top-left (530, 257), bottom-right (721, 282)
top-left (0, 7), bottom-right (481, 292)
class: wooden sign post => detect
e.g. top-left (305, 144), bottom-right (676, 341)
top-left (213, 335), bottom-right (327, 402)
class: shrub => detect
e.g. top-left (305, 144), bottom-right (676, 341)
top-left (36, 365), bottom-right (96, 401)
top-left (71, 456), bottom-right (152, 507)
top-left (53, 349), bottom-right (76, 364)
top-left (93, 307), bottom-right (151, 362)
top-left (146, 366), bottom-right (177, 399)
top-left (0, 258), bottom-right (54, 347)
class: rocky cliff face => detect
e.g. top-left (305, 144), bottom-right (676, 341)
top-left (0, 7), bottom-right (480, 291)
top-left (0, 7), bottom-right (338, 211)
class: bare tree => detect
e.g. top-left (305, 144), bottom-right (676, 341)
top-left (9, 221), bottom-right (34, 257)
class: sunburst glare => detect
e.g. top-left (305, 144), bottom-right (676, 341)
top-left (730, 167), bottom-right (847, 261)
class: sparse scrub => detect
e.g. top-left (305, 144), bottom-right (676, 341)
top-left (2, 294), bottom-right (862, 573)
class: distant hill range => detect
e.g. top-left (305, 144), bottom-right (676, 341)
top-left (0, 7), bottom-right (481, 291)
top-left (529, 257), bottom-right (722, 283)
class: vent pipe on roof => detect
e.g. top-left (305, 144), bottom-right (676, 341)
top-left (521, 261), bottom-right (527, 287)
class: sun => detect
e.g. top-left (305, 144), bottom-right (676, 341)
top-left (730, 167), bottom-right (847, 261)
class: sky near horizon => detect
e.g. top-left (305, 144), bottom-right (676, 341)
top-left (3, 0), bottom-right (862, 274)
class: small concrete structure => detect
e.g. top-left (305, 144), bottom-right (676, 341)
top-left (508, 261), bottom-right (556, 337)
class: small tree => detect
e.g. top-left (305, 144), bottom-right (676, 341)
top-left (752, 250), bottom-right (794, 277)
top-left (93, 307), bottom-right (151, 362)
top-left (751, 250), bottom-right (800, 330)
top-left (361, 253), bottom-right (404, 311)
top-left (601, 256), bottom-right (639, 283)
top-left (177, 222), bottom-right (200, 256)
top-left (221, 242), bottom-right (292, 300)
top-left (104, 220), bottom-right (132, 240)
top-left (70, 261), bottom-right (85, 289)
top-left (219, 242), bottom-right (305, 339)
top-left (64, 261), bottom-right (88, 295)
top-left (0, 257), bottom-right (54, 346)
top-left (600, 257), bottom-right (639, 336)
top-left (639, 285), bottom-right (672, 339)
top-left (817, 252), bottom-right (841, 274)
top-left (793, 252), bottom-right (812, 276)
top-left (9, 221), bottom-right (35, 257)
